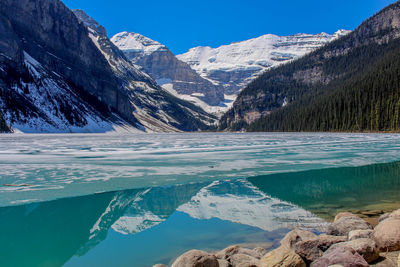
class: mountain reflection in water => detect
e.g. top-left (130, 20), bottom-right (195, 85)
top-left (1, 161), bottom-right (399, 267)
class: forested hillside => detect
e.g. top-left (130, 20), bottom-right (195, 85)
top-left (219, 1), bottom-right (400, 132)
top-left (248, 38), bottom-right (400, 132)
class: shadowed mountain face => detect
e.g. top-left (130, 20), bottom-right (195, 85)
top-left (0, 0), bottom-right (216, 133)
top-left (111, 32), bottom-right (225, 108)
top-left (220, 2), bottom-right (400, 131)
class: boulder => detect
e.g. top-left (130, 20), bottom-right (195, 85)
top-left (378, 209), bottom-right (400, 223)
top-left (378, 213), bottom-right (391, 223)
top-left (216, 245), bottom-right (263, 260)
top-left (229, 253), bottom-right (259, 267)
top-left (327, 216), bottom-right (372, 236)
top-left (334, 212), bottom-right (358, 222)
top-left (152, 265), bottom-right (167, 267)
top-left (260, 246), bottom-right (306, 267)
top-left (217, 259), bottom-right (230, 267)
top-left (326, 238), bottom-right (379, 263)
top-left (348, 230), bottom-right (374, 241)
top-left (171, 250), bottom-right (219, 267)
top-left (373, 217), bottom-right (400, 252)
top-left (294, 235), bottom-right (347, 262)
top-left (280, 229), bottom-right (317, 249)
top-left (252, 247), bottom-right (267, 259)
top-left (310, 246), bottom-right (369, 267)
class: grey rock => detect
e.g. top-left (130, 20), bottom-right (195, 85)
top-left (152, 265), bottom-right (167, 267)
top-left (373, 217), bottom-right (400, 252)
top-left (327, 216), bottom-right (373, 236)
top-left (348, 230), bottom-right (374, 241)
top-left (327, 238), bottom-right (379, 263)
top-left (171, 249), bottom-right (219, 267)
top-left (294, 234), bottom-right (347, 263)
top-left (280, 229), bottom-right (317, 249)
top-left (310, 246), bottom-right (369, 267)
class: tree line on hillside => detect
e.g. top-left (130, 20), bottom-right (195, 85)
top-left (247, 38), bottom-right (400, 132)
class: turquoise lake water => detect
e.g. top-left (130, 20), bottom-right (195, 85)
top-left (1, 133), bottom-right (400, 266)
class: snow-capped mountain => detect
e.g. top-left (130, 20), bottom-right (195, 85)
top-left (0, 0), bottom-right (218, 133)
top-left (177, 30), bottom-right (351, 97)
top-left (111, 32), bottom-right (226, 114)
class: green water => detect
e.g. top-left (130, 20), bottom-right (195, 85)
top-left (0, 161), bottom-right (399, 266)
top-left (249, 161), bottom-right (400, 220)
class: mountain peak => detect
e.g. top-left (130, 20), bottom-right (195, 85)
top-left (111, 32), bottom-right (167, 55)
top-left (72, 9), bottom-right (107, 37)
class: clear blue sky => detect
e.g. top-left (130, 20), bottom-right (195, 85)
top-left (62, 0), bottom-right (397, 55)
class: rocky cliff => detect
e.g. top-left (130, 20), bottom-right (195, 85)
top-left (111, 32), bottom-right (225, 112)
top-left (0, 0), bottom-right (215, 133)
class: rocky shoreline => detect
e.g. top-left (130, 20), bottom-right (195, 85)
top-left (154, 209), bottom-right (400, 267)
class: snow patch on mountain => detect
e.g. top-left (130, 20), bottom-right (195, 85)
top-left (1, 51), bottom-right (142, 134)
top-left (177, 30), bottom-right (351, 98)
top-left (111, 31), bottom-right (168, 56)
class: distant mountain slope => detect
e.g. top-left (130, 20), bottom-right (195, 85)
top-left (177, 31), bottom-right (349, 96)
top-left (73, 10), bottom-right (217, 132)
top-left (220, 1), bottom-right (400, 132)
top-left (0, 0), bottom-right (215, 133)
top-left (111, 31), bottom-right (225, 112)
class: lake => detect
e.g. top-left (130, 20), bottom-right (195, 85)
top-left (1, 133), bottom-right (400, 266)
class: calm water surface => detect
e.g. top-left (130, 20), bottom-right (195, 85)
top-left (1, 133), bottom-right (400, 266)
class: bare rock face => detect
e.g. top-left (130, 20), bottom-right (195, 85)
top-left (294, 235), bottom-right (347, 263)
top-left (280, 229), bottom-right (317, 249)
top-left (327, 215), bottom-right (373, 236)
top-left (229, 253), bottom-right (259, 267)
top-left (111, 32), bottom-right (224, 107)
top-left (348, 230), bottom-right (374, 241)
top-left (326, 238), bottom-right (379, 263)
top-left (171, 250), bottom-right (219, 267)
top-left (310, 246), bottom-right (369, 267)
top-left (373, 217), bottom-right (400, 252)
top-left (260, 246), bottom-right (306, 267)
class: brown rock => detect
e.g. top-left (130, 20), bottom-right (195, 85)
top-left (348, 229), bottom-right (374, 241)
top-left (260, 246), bottom-right (306, 267)
top-left (294, 234), bottom-right (347, 262)
top-left (335, 212), bottom-right (358, 222)
top-left (229, 253), bottom-right (259, 267)
top-left (217, 259), bottom-right (231, 267)
top-left (373, 218), bottom-right (400, 252)
top-left (171, 250), bottom-right (219, 267)
top-left (370, 251), bottom-right (399, 266)
top-left (327, 238), bottom-right (379, 263)
top-left (310, 246), bottom-right (369, 267)
top-left (327, 216), bottom-right (373, 236)
top-left (252, 247), bottom-right (267, 259)
top-left (216, 245), bottom-right (263, 260)
top-left (379, 213), bottom-right (391, 223)
top-left (280, 229), bottom-right (317, 249)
